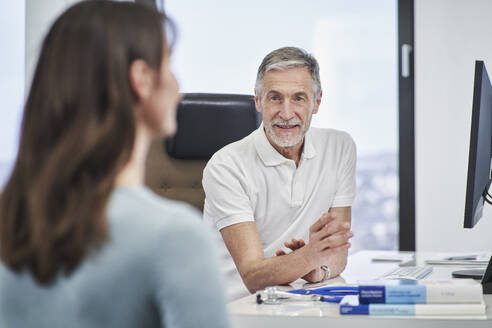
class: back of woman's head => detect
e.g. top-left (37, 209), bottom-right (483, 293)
top-left (0, 0), bottom-right (174, 284)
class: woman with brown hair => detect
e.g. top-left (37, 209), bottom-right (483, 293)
top-left (0, 1), bottom-right (229, 327)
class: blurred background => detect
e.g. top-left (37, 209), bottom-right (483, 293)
top-left (1, 0), bottom-right (399, 253)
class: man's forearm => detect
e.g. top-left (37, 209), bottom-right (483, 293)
top-left (324, 207), bottom-right (351, 278)
top-left (243, 246), bottom-right (348, 291)
top-left (240, 247), bottom-right (316, 293)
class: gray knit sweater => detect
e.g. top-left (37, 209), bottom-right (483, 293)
top-left (0, 186), bottom-right (229, 328)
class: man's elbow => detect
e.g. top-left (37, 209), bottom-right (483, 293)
top-left (332, 252), bottom-right (349, 277)
top-left (241, 271), bottom-right (262, 294)
top-left (338, 259), bottom-right (348, 276)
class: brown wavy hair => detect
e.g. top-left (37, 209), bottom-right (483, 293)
top-left (0, 0), bottom-right (175, 284)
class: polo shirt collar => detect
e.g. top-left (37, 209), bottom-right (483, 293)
top-left (253, 123), bottom-right (317, 167)
top-left (302, 128), bottom-right (317, 160)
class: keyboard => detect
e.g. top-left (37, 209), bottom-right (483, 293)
top-left (380, 266), bottom-right (433, 280)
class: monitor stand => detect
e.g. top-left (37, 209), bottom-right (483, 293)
top-left (451, 257), bottom-right (492, 294)
top-left (452, 268), bottom-right (486, 280)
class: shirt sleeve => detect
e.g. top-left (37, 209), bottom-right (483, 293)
top-left (152, 217), bottom-right (230, 328)
top-left (202, 157), bottom-right (255, 230)
top-left (332, 133), bottom-right (357, 207)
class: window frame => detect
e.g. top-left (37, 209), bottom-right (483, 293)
top-left (398, 0), bottom-right (415, 251)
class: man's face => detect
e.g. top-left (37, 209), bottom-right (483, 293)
top-left (255, 66), bottom-right (321, 149)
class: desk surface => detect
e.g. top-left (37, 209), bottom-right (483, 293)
top-left (228, 250), bottom-right (492, 328)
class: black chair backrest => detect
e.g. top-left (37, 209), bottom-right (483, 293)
top-left (166, 93), bottom-right (261, 160)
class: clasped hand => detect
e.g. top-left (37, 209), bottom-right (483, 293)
top-left (275, 210), bottom-right (353, 282)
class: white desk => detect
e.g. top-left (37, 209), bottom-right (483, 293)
top-left (228, 250), bottom-right (492, 328)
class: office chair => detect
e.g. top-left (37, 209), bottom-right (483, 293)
top-left (145, 93), bottom-right (260, 211)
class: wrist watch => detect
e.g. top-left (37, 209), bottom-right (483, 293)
top-left (321, 264), bottom-right (331, 281)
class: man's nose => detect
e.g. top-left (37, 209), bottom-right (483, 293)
top-left (279, 102), bottom-right (295, 121)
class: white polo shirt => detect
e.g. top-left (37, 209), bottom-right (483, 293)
top-left (202, 125), bottom-right (356, 301)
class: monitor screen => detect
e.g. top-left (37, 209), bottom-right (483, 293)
top-left (464, 60), bottom-right (492, 228)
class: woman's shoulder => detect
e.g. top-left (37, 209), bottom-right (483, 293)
top-left (105, 187), bottom-right (218, 278)
top-left (106, 186), bottom-right (209, 243)
top-left (109, 186), bottom-right (201, 223)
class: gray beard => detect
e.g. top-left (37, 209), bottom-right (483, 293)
top-left (265, 123), bottom-right (307, 148)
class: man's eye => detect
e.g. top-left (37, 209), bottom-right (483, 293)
top-left (295, 96), bottom-right (305, 101)
top-left (271, 96), bottom-right (280, 101)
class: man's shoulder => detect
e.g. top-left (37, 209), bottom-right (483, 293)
top-left (310, 127), bottom-right (355, 146)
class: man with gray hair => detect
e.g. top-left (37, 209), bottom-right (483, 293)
top-left (203, 47), bottom-right (356, 301)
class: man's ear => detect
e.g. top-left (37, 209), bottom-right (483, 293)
top-left (313, 90), bottom-right (322, 114)
top-left (129, 59), bottom-right (153, 101)
top-left (254, 90), bottom-right (261, 113)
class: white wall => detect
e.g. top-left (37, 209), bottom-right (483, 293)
top-left (416, 0), bottom-right (492, 251)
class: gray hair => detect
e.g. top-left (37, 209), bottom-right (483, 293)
top-left (255, 47), bottom-right (321, 98)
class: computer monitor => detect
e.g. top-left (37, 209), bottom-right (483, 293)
top-left (464, 60), bottom-right (492, 228)
top-left (452, 61), bottom-right (492, 291)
